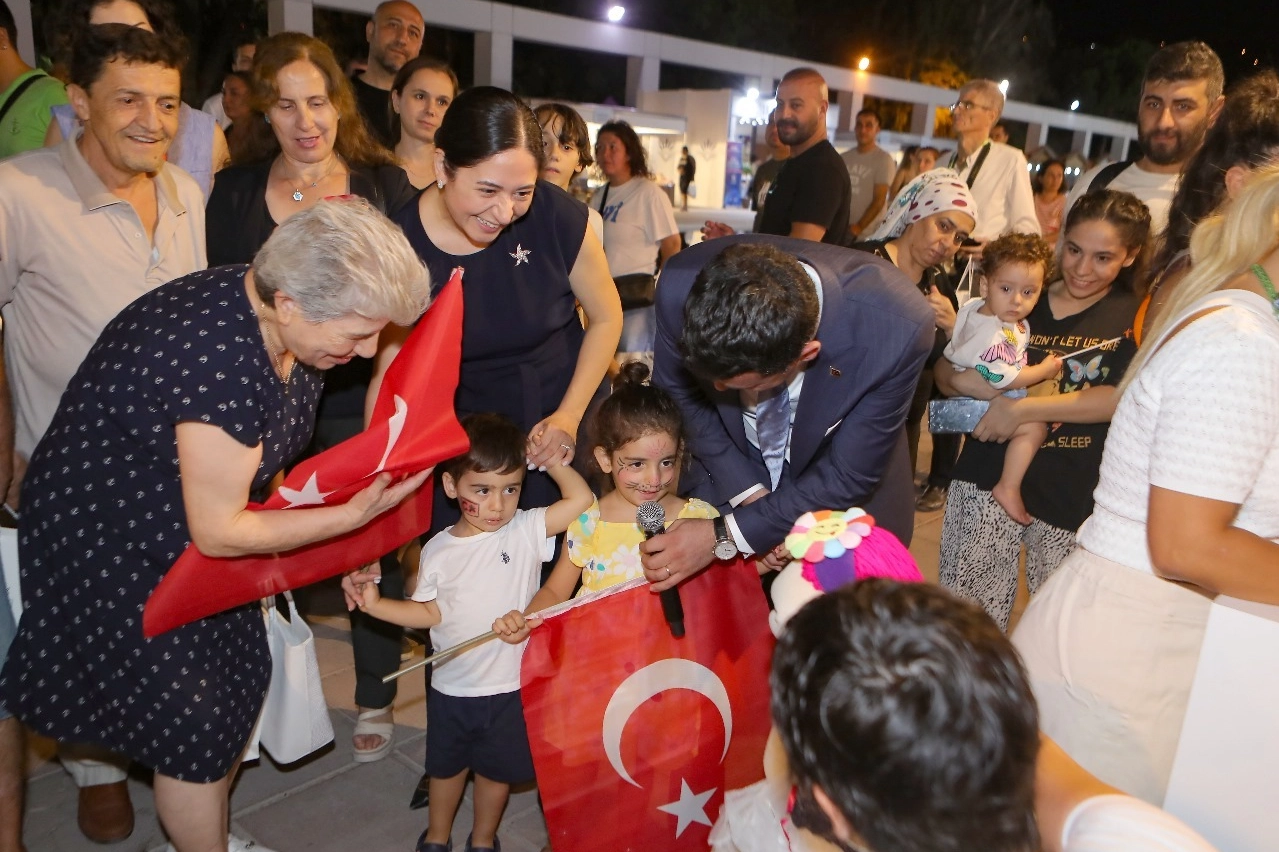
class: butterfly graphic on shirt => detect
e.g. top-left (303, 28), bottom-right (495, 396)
top-left (1061, 354), bottom-right (1110, 394)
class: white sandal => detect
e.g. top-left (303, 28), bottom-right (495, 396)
top-left (352, 705), bottom-right (394, 763)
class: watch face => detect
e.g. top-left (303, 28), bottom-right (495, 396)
top-left (714, 540), bottom-right (738, 560)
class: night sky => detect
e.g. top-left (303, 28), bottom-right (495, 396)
top-left (1046, 0), bottom-right (1272, 82)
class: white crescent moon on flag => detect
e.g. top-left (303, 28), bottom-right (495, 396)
top-left (372, 395), bottom-right (408, 474)
top-left (601, 659), bottom-right (732, 788)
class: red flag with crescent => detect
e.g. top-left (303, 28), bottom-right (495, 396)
top-left (142, 269), bottom-right (470, 637)
top-left (520, 560), bottom-right (774, 850)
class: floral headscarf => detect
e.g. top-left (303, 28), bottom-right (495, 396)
top-left (863, 167), bottom-right (978, 241)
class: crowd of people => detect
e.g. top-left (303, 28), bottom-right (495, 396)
top-left (0, 1), bottom-right (1274, 850)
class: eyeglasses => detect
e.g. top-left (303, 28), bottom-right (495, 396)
top-left (952, 99), bottom-right (991, 113)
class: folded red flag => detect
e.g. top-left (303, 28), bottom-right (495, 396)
top-left (521, 560), bottom-right (775, 850)
top-left (143, 269), bottom-right (469, 637)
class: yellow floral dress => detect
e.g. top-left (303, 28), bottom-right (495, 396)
top-left (567, 497), bottom-right (719, 594)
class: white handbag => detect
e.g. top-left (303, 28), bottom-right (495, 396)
top-left (257, 591), bottom-right (334, 764)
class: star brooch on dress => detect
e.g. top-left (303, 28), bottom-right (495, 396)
top-left (510, 244), bottom-right (531, 266)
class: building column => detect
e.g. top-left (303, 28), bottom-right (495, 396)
top-left (835, 90), bottom-right (864, 135)
top-left (267, 0), bottom-right (313, 35)
top-left (625, 54), bottom-right (660, 108)
top-left (1024, 121), bottom-right (1050, 152)
top-left (1069, 129), bottom-right (1094, 157)
top-left (1109, 135), bottom-right (1130, 161)
top-left (473, 4), bottom-right (513, 90)
top-left (910, 102), bottom-right (936, 138)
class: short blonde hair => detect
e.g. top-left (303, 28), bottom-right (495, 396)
top-left (253, 199), bottom-right (431, 326)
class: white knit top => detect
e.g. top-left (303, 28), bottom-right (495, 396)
top-left (1077, 290), bottom-right (1279, 574)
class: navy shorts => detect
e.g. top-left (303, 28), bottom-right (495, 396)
top-left (425, 687), bottom-right (534, 784)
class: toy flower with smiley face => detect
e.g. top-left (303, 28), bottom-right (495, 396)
top-left (784, 508), bottom-right (874, 562)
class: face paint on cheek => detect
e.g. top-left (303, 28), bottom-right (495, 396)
top-left (459, 498), bottom-right (480, 517)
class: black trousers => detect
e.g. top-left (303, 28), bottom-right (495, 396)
top-left (907, 365), bottom-right (960, 489)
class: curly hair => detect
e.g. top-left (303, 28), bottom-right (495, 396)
top-left (981, 232), bottom-right (1055, 289)
top-left (596, 120), bottom-right (651, 180)
top-left (234, 32), bottom-right (397, 168)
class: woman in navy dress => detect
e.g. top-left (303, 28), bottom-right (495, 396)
top-left (376, 87), bottom-right (620, 526)
top-left (0, 201), bottom-right (432, 852)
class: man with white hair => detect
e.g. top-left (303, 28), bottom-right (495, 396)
top-left (948, 78), bottom-right (1039, 257)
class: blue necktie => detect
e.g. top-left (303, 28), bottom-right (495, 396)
top-left (755, 385), bottom-right (791, 490)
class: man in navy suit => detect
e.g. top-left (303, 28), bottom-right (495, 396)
top-left (640, 236), bottom-right (932, 586)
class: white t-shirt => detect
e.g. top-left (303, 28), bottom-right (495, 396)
top-left (950, 140), bottom-right (1040, 240)
top-left (590, 177), bottom-right (679, 278)
top-left (1064, 162), bottom-right (1178, 237)
top-left (412, 507), bottom-right (553, 696)
top-left (944, 298), bottom-right (1030, 390)
top-left (1078, 290), bottom-right (1279, 574)
top-left (1062, 795), bottom-right (1218, 852)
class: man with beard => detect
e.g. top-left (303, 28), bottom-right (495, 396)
top-left (352, 0), bottom-right (425, 148)
top-left (1063, 41), bottom-right (1224, 236)
top-left (703, 68), bottom-right (850, 244)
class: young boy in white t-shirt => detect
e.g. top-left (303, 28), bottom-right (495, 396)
top-left (355, 413), bottom-right (592, 852)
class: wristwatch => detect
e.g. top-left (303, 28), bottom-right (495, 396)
top-left (712, 516), bottom-right (739, 560)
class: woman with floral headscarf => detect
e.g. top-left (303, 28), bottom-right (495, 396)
top-left (851, 168), bottom-right (979, 511)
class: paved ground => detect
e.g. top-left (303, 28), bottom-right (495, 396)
top-left (19, 435), bottom-right (1027, 852)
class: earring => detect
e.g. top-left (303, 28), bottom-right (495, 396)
top-left (437, 180), bottom-right (444, 189)
top-left (264, 114), bottom-right (271, 125)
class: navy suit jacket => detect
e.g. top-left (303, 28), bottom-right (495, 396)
top-left (653, 234), bottom-right (934, 550)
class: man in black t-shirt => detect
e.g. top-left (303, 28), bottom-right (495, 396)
top-left (352, 0), bottom-right (425, 148)
top-left (704, 67), bottom-right (850, 245)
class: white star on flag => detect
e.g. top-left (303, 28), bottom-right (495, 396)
top-left (656, 779), bottom-right (715, 837)
top-left (509, 244), bottom-right (532, 266)
top-left (278, 472), bottom-right (335, 507)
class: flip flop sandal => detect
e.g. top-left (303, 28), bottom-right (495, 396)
top-left (352, 705), bottom-right (395, 763)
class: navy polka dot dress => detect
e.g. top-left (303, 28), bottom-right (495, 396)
top-left (0, 266), bottom-right (322, 783)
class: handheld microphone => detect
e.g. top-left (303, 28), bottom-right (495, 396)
top-left (637, 501), bottom-right (685, 638)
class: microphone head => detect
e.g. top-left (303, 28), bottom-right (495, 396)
top-left (636, 501), bottom-right (666, 535)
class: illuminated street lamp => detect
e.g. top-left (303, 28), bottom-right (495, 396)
top-left (998, 79), bottom-right (1010, 96)
top-left (606, 5), bottom-right (625, 22)
top-left (857, 56), bottom-right (870, 71)
top-left (1070, 99), bottom-right (1080, 111)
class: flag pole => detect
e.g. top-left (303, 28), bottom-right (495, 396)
top-left (382, 577), bottom-right (648, 683)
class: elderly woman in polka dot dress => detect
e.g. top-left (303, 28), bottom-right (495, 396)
top-left (0, 200), bottom-right (432, 852)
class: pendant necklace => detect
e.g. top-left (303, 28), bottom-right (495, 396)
top-left (284, 157), bottom-right (339, 202)
top-left (255, 302), bottom-right (294, 384)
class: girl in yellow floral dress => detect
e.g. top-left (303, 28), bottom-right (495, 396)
top-left (500, 361), bottom-right (717, 624)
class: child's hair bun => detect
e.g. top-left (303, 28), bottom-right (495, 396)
top-left (611, 360), bottom-right (652, 391)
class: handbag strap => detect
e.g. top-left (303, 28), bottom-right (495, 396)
top-left (0, 74), bottom-right (44, 126)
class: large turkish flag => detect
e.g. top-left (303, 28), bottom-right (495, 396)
top-left (521, 560), bottom-right (775, 851)
top-left (143, 269), bottom-right (470, 637)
